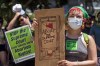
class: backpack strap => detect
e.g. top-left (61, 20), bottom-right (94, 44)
top-left (83, 33), bottom-right (89, 45)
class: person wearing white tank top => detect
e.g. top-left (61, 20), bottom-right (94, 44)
top-left (57, 6), bottom-right (97, 66)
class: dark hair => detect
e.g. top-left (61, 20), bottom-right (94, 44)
top-left (0, 16), bottom-right (3, 25)
top-left (17, 14), bottom-right (29, 22)
top-left (19, 14), bottom-right (29, 19)
top-left (21, 14), bottom-right (29, 18)
top-left (15, 14), bottom-right (30, 27)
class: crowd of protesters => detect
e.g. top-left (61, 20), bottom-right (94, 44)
top-left (0, 1), bottom-right (100, 66)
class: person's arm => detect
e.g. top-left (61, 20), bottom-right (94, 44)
top-left (7, 12), bottom-right (20, 30)
top-left (58, 35), bottom-right (97, 66)
top-left (75, 35), bottom-right (97, 66)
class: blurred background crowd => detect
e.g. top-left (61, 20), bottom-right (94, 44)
top-left (0, 0), bottom-right (100, 28)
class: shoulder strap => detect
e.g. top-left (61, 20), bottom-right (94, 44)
top-left (83, 33), bottom-right (89, 45)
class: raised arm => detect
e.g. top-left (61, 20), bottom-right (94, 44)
top-left (7, 12), bottom-right (20, 30)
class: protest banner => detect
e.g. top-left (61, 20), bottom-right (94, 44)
top-left (5, 25), bottom-right (35, 64)
top-left (34, 8), bottom-right (65, 66)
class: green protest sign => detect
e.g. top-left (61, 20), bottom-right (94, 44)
top-left (5, 25), bottom-right (35, 64)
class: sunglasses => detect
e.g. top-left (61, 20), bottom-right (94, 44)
top-left (19, 19), bottom-right (24, 22)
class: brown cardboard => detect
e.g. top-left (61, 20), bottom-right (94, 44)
top-left (34, 8), bottom-right (65, 66)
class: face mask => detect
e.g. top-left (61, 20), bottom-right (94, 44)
top-left (68, 17), bottom-right (82, 30)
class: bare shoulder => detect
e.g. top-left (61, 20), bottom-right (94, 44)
top-left (88, 35), bottom-right (96, 46)
top-left (88, 35), bottom-right (94, 40)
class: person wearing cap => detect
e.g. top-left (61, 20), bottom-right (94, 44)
top-left (57, 6), bottom-right (97, 66)
top-left (82, 14), bottom-right (95, 34)
top-left (0, 17), bottom-right (8, 66)
top-left (90, 11), bottom-right (100, 65)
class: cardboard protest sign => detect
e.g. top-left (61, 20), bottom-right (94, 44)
top-left (5, 25), bottom-right (35, 64)
top-left (34, 8), bottom-right (65, 66)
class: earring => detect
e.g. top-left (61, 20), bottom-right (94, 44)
top-left (81, 24), bottom-right (85, 30)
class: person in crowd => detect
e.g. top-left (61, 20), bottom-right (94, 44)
top-left (57, 6), bottom-right (97, 66)
top-left (7, 12), bottom-right (32, 30)
top-left (7, 12), bottom-right (35, 66)
top-left (0, 17), bottom-right (8, 66)
top-left (90, 11), bottom-right (100, 65)
top-left (7, 3), bottom-right (38, 65)
top-left (7, 3), bottom-right (37, 66)
top-left (82, 14), bottom-right (95, 34)
top-left (33, 6), bottom-right (97, 66)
